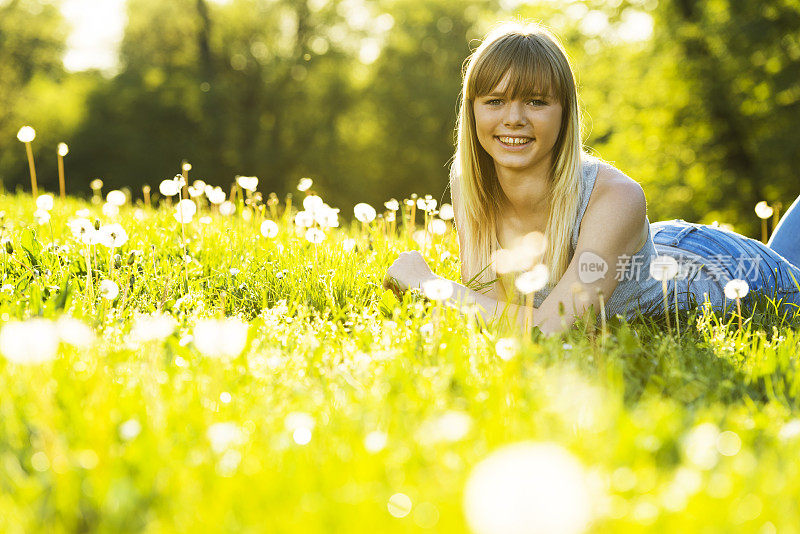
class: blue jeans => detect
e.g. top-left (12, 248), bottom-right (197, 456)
top-left (650, 195), bottom-right (800, 316)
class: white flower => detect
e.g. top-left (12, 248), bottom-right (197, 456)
top-left (206, 186), bottom-right (226, 204)
top-left (305, 228), bottom-right (326, 244)
top-left (650, 255), bottom-right (679, 281)
top-left (219, 201), bottom-right (235, 216)
top-left (16, 126), bottom-right (35, 143)
top-left (56, 317), bottom-right (95, 348)
top-left (57, 142), bottom-right (69, 156)
top-left (439, 203), bottom-right (455, 221)
top-left (294, 211), bottom-right (315, 228)
top-left (492, 232), bottom-right (547, 274)
top-left (384, 199), bottom-right (399, 211)
top-left (36, 194), bottom-right (54, 211)
top-left (207, 422), bottom-right (245, 453)
top-left (427, 219), bottom-right (447, 235)
top-left (159, 178), bottom-right (181, 197)
top-left (260, 220), bottom-right (279, 238)
top-left (34, 209), bottom-right (50, 225)
top-left (130, 312), bottom-right (177, 342)
top-left (724, 279), bottom-right (749, 300)
top-left (755, 201), bottom-right (774, 219)
top-left (464, 442), bottom-right (592, 534)
top-left (106, 190), bottom-right (127, 206)
top-left (297, 177), bottom-right (313, 192)
top-left (495, 337), bottom-right (519, 361)
top-left (417, 197), bottom-right (437, 212)
top-left (303, 195), bottom-right (324, 212)
top-left (102, 203), bottom-right (119, 218)
top-left (99, 280), bottom-right (119, 300)
top-left (174, 199), bottom-right (197, 223)
top-left (236, 175), bottom-right (258, 192)
top-left (119, 419), bottom-right (142, 441)
top-left (354, 203), bottom-right (376, 223)
top-left (515, 264), bottom-right (549, 294)
top-left (0, 319), bottom-right (58, 364)
top-left (342, 238), bottom-right (356, 252)
top-left (417, 410), bottom-right (473, 444)
top-left (422, 278), bottom-right (453, 301)
top-left (193, 317), bottom-right (249, 358)
top-left (313, 205), bottom-right (339, 228)
top-left (98, 223), bottom-right (128, 247)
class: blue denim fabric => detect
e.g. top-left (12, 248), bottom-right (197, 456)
top-left (768, 193), bottom-right (800, 269)
top-left (650, 218), bottom-right (800, 316)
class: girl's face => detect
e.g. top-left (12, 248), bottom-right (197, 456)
top-left (472, 72), bottom-right (563, 175)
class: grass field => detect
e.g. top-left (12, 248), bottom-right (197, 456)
top-left (2, 184), bottom-right (800, 533)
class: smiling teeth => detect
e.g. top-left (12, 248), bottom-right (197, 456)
top-left (498, 137), bottom-right (531, 145)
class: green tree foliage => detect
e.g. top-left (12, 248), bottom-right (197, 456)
top-left (3, 0), bottom-right (800, 234)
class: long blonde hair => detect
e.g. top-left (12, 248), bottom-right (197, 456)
top-left (454, 22), bottom-right (585, 293)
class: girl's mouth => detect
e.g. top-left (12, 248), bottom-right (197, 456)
top-left (495, 136), bottom-right (534, 149)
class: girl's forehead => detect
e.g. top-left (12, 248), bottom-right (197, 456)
top-left (480, 68), bottom-right (555, 98)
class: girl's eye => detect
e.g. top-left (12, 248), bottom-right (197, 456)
top-left (528, 99), bottom-right (548, 106)
top-left (486, 99), bottom-right (503, 105)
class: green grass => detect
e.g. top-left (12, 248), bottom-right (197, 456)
top-left (2, 192), bottom-right (800, 533)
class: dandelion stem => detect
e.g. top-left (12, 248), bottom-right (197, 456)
top-left (24, 142), bottom-right (38, 199)
top-left (662, 279), bottom-right (672, 336)
top-left (57, 152), bottom-right (66, 200)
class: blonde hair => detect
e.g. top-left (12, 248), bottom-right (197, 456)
top-left (453, 21), bottom-right (585, 294)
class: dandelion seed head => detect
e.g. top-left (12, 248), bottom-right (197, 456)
top-left (220, 392), bottom-right (232, 404)
top-left (207, 187), bottom-right (226, 204)
top-left (182, 162), bottom-right (192, 172)
top-left (724, 279), bottom-right (749, 300)
top-left (495, 337), bottom-right (519, 361)
top-left (130, 312), bottom-right (177, 343)
top-left (193, 318), bottom-right (248, 358)
top-left (422, 278), bottom-right (453, 301)
top-left (305, 228), bottom-right (326, 244)
top-left (90, 178), bottom-right (104, 191)
top-left (384, 199), bottom-right (399, 211)
top-left (342, 238), bottom-right (356, 252)
top-left (236, 175), bottom-right (258, 192)
top-left (56, 317), bottom-right (95, 348)
top-left (464, 442), bottom-right (592, 534)
top-left (219, 201), bottom-right (235, 216)
top-left (36, 194), bottom-right (54, 212)
top-left (159, 178), bottom-right (180, 197)
top-left (293, 427), bottom-right (312, 445)
top-left (294, 210), bottom-right (315, 228)
top-left (34, 209), bottom-right (51, 225)
top-left (57, 142), bottom-right (69, 156)
top-left (515, 264), bottom-right (549, 294)
top-left (106, 190), bottom-right (127, 206)
top-left (365, 430), bottom-right (388, 453)
top-left (755, 201), bottom-right (773, 220)
top-left (99, 279), bottom-right (119, 300)
top-left (428, 219), bottom-right (447, 235)
top-left (98, 223), bottom-right (128, 247)
top-left (354, 203), bottom-right (377, 223)
top-left (260, 220), bottom-right (279, 239)
top-left (119, 418), bottom-right (142, 441)
top-left (17, 126), bottom-right (35, 143)
top-left (0, 319), bottom-right (59, 364)
top-left (439, 203), bottom-right (455, 221)
top-left (297, 177), bottom-right (313, 191)
top-left (102, 203), bottom-right (119, 218)
top-left (418, 411), bottom-right (473, 444)
top-left (650, 255), bottom-right (679, 281)
top-left (207, 422), bottom-right (245, 453)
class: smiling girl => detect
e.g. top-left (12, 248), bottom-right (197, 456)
top-left (384, 22), bottom-right (800, 335)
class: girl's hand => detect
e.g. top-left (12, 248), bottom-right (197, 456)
top-left (383, 250), bottom-right (437, 295)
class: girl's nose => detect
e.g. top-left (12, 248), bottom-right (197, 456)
top-left (503, 101), bottom-right (527, 127)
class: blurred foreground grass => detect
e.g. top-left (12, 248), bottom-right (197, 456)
top-left (1, 191), bottom-right (800, 533)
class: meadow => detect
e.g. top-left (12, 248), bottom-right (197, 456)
top-left (2, 171), bottom-right (800, 534)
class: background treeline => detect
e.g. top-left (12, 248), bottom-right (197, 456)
top-left (1, 0), bottom-right (799, 235)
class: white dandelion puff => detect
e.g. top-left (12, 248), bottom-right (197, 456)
top-left (36, 194), bottom-right (54, 211)
top-left (495, 337), bottom-right (519, 361)
top-left (236, 175), bottom-right (258, 192)
top-left (354, 203), bottom-right (377, 223)
top-left (515, 264), bottom-right (549, 294)
top-left (0, 319), bottom-right (59, 364)
top-left (99, 279), bottom-right (119, 300)
top-left (106, 190), bottom-right (127, 206)
top-left (724, 279), bottom-right (749, 300)
top-left (439, 203), bottom-right (455, 221)
top-left (192, 317), bottom-right (249, 358)
top-left (260, 220), bottom-right (279, 238)
top-left (422, 278), bottom-right (453, 301)
top-left (305, 228), bottom-right (326, 244)
top-left (16, 126), bottom-right (35, 143)
top-left (650, 255), bottom-right (680, 281)
top-left (297, 177), bottom-right (313, 192)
